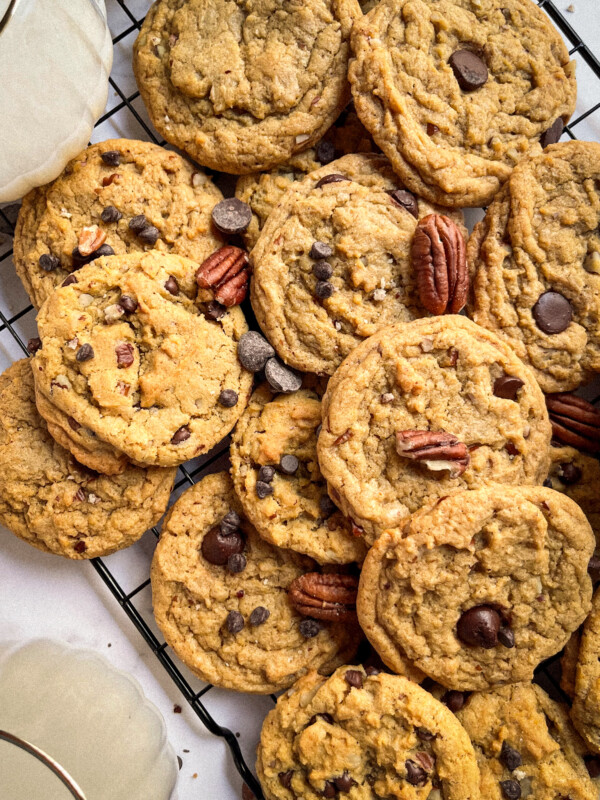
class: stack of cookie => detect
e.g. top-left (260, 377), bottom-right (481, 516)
top-left (3, 0), bottom-right (600, 797)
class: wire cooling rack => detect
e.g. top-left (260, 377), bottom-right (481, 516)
top-left (0, 1), bottom-right (599, 798)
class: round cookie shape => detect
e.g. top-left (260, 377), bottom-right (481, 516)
top-left (133, 0), bottom-right (363, 174)
top-left (318, 315), bottom-right (552, 542)
top-left (0, 360), bottom-right (176, 559)
top-left (455, 683), bottom-right (597, 800)
top-left (251, 153), bottom-right (466, 375)
top-left (257, 666), bottom-right (481, 799)
top-left (572, 589), bottom-right (600, 753)
top-left (357, 486), bottom-right (595, 690)
top-left (32, 251), bottom-right (253, 467)
top-left (230, 384), bottom-right (366, 565)
top-left (13, 139), bottom-right (223, 309)
top-left (150, 472), bottom-right (361, 693)
top-left (468, 141), bottom-right (600, 392)
top-left (348, 0), bottom-right (576, 207)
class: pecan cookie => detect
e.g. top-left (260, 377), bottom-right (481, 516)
top-left (151, 472), bottom-right (361, 693)
top-left (230, 384), bottom-right (366, 565)
top-left (455, 683), bottom-right (597, 800)
top-left (349, 0), bottom-right (576, 208)
top-left (133, 0), bottom-right (362, 174)
top-left (468, 142), bottom-right (600, 392)
top-left (318, 315), bottom-right (552, 542)
top-left (0, 360), bottom-right (175, 559)
top-left (33, 251), bottom-right (253, 467)
top-left (13, 139), bottom-right (223, 309)
top-left (257, 666), bottom-right (481, 799)
top-left (251, 153), bottom-right (466, 375)
top-left (572, 589), bottom-right (600, 754)
top-left (357, 486), bottom-right (594, 690)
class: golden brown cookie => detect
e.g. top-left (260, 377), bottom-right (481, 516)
top-left (572, 589), bottom-right (600, 754)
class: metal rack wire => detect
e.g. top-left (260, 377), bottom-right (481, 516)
top-left (0, 1), bottom-right (599, 798)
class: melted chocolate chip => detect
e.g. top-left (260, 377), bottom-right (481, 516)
top-left (344, 669), bottom-right (363, 689)
top-left (321, 781), bottom-right (337, 798)
top-left (27, 337), bottom-right (42, 354)
top-left (76, 343), bottom-right (94, 362)
top-left (101, 205), bottom-right (123, 224)
top-left (457, 606), bottom-right (501, 648)
top-left (201, 526), bottom-right (244, 565)
top-left (532, 291), bottom-right (572, 334)
top-left (315, 173), bottom-right (349, 189)
top-left (249, 606), bottom-right (270, 626)
top-left (334, 772), bottom-right (356, 792)
top-left (226, 610), bottom-right (244, 634)
top-left (164, 275), bottom-right (179, 295)
top-left (500, 779), bottom-right (522, 799)
top-left (205, 301), bottom-right (226, 321)
top-left (278, 771), bottom-right (293, 789)
top-left (449, 49), bottom-right (488, 90)
top-left (62, 274), bottom-right (78, 287)
top-left (416, 727), bottom-right (436, 741)
top-left (39, 253), bottom-right (60, 272)
top-left (558, 462), bottom-right (582, 485)
top-left (540, 118), bottom-right (564, 148)
top-left (405, 760), bottom-right (427, 786)
top-left (316, 140), bottom-right (337, 165)
top-left (119, 295), bottom-right (138, 313)
top-left (442, 690), bottom-right (467, 712)
top-left (498, 626), bottom-right (515, 648)
top-left (500, 741), bottom-right (523, 772)
top-left (171, 425), bottom-right (191, 444)
top-left (588, 555), bottom-right (600, 584)
top-left (388, 189), bottom-right (419, 218)
top-left (493, 375), bottom-right (525, 400)
top-left (101, 150), bottom-right (121, 167)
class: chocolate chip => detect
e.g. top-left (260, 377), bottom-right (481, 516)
top-left (101, 150), bottom-right (121, 166)
top-left (101, 206), bottom-right (123, 224)
top-left (226, 610), bottom-right (244, 634)
top-left (227, 553), bottom-right (247, 574)
top-left (500, 779), bottom-right (522, 800)
top-left (457, 606), bottom-right (501, 648)
top-left (558, 462), bottom-right (582, 484)
top-left (543, 477), bottom-right (553, 487)
top-left (115, 342), bottom-right (134, 368)
top-left (68, 417), bottom-right (80, 431)
top-left (333, 772), bottom-right (356, 792)
top-left (256, 481), bottom-right (273, 499)
top-left (344, 669), bottom-right (363, 689)
top-left (316, 140), bottom-right (337, 165)
top-left (315, 174), bottom-right (349, 189)
top-left (493, 375), bottom-right (525, 400)
top-left (427, 123), bottom-right (439, 136)
top-left (416, 728), bottom-right (436, 741)
top-left (171, 425), bottom-right (191, 444)
top-left (202, 526), bottom-right (244, 565)
top-left (218, 389), bottom-right (238, 408)
top-left (498, 626), bottom-right (515, 648)
top-left (39, 253), bottom-right (60, 272)
top-left (310, 241), bottom-right (333, 260)
top-left (74, 540), bottom-right (87, 553)
top-left (405, 760), bottom-right (427, 786)
top-left (164, 275), bottom-right (179, 295)
top-left (76, 343), bottom-right (94, 362)
top-left (319, 495), bottom-right (337, 517)
top-left (128, 214), bottom-right (148, 233)
top-left (299, 619), bottom-right (321, 638)
top-left (264, 358), bottom-right (302, 393)
top-left (364, 666), bottom-right (380, 676)
top-left (211, 198), bottom-right (252, 235)
top-left (313, 260), bottom-right (333, 280)
top-left (220, 511), bottom-right (241, 535)
top-left (442, 690), bottom-right (467, 712)
top-left (588, 555), bottom-right (600, 584)
top-left (388, 189), bottom-right (419, 218)
top-left (321, 782), bottom-right (336, 798)
top-left (532, 291), bottom-right (572, 334)
top-left (315, 281), bottom-right (335, 300)
top-left (119, 295), bottom-right (138, 314)
top-left (449, 49), bottom-right (488, 91)
top-left (249, 606), bottom-right (270, 626)
top-left (540, 118), bottom-right (564, 148)
top-left (279, 454), bottom-right (299, 475)
top-left (237, 331), bottom-right (275, 372)
top-left (72, 243), bottom-right (115, 268)
top-left (500, 742), bottom-right (523, 772)
top-left (27, 337), bottom-right (42, 354)
top-left (62, 274), bottom-right (78, 287)
top-left (585, 755), bottom-right (600, 778)
top-left (278, 771), bottom-right (293, 789)
top-left (138, 225), bottom-right (160, 245)
top-left (258, 465), bottom-right (275, 483)
top-left (205, 301), bottom-right (226, 321)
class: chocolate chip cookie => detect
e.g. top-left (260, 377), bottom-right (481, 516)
top-left (348, 0), bottom-right (576, 207)
top-left (133, 0), bottom-right (362, 174)
top-left (257, 666), bottom-right (481, 799)
top-left (230, 384), bottom-right (366, 565)
top-left (546, 445), bottom-right (600, 549)
top-left (151, 472), bottom-right (361, 693)
top-left (456, 683), bottom-right (597, 800)
top-left (0, 360), bottom-right (176, 559)
top-left (468, 142), bottom-right (600, 392)
top-left (13, 139), bottom-right (223, 309)
top-left (33, 251), bottom-right (253, 467)
top-left (572, 589), bottom-right (600, 754)
top-left (251, 153), bottom-right (466, 375)
top-left (358, 486), bottom-right (594, 690)
top-left (318, 315), bottom-right (552, 542)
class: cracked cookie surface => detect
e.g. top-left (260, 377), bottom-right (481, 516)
top-left (151, 472), bottom-right (361, 693)
top-left (348, 0), bottom-right (576, 207)
top-left (33, 251), bottom-right (253, 467)
top-left (318, 315), bottom-right (551, 542)
top-left (357, 486), bottom-right (594, 690)
top-left (0, 359), bottom-right (175, 559)
top-left (13, 139), bottom-right (223, 309)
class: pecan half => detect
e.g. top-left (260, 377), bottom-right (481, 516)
top-left (288, 573), bottom-right (358, 622)
top-left (546, 393), bottom-right (600, 453)
top-left (196, 246), bottom-right (250, 307)
top-left (78, 225), bottom-right (107, 257)
top-left (411, 214), bottom-right (467, 315)
top-left (396, 430), bottom-right (470, 477)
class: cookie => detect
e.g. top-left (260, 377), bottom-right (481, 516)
top-left (455, 682), bottom-right (597, 800)
top-left (256, 666), bottom-right (481, 799)
top-left (32, 250), bottom-right (253, 468)
top-left (151, 472), bottom-right (361, 693)
top-left (358, 486), bottom-right (594, 690)
top-left (572, 589), bottom-right (600, 754)
top-left (0, 360), bottom-right (176, 559)
top-left (133, 0), bottom-right (362, 174)
top-left (230, 384), bottom-right (366, 565)
top-left (235, 108), bottom-right (376, 249)
top-left (348, 0), bottom-right (576, 207)
top-left (318, 315), bottom-right (552, 542)
top-left (546, 445), bottom-right (600, 549)
top-left (468, 142), bottom-right (600, 393)
top-left (13, 139), bottom-right (223, 309)
top-left (561, 629), bottom-right (582, 699)
top-left (251, 153), bottom-right (466, 375)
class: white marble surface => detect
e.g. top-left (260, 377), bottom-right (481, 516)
top-left (1, 1), bottom-right (600, 798)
